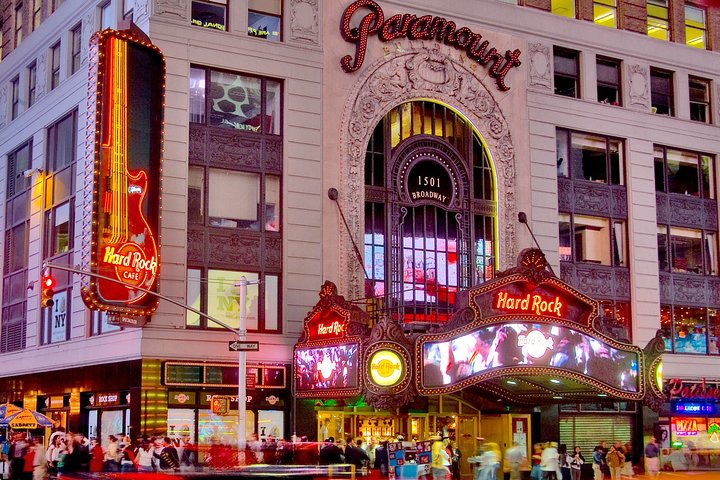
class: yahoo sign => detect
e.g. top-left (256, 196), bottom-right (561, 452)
top-left (340, 0), bottom-right (522, 91)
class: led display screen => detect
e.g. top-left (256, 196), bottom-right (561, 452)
top-left (420, 323), bottom-right (639, 392)
top-left (295, 343), bottom-right (360, 392)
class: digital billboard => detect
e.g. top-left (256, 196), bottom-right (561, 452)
top-left (419, 322), bottom-right (639, 393)
top-left (294, 342), bottom-right (361, 397)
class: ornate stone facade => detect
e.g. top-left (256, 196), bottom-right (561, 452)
top-left (528, 42), bottom-right (552, 91)
top-left (290, 0), bottom-right (319, 45)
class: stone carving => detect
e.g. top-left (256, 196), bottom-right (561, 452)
top-left (207, 130), bottom-right (262, 169)
top-left (611, 186), bottom-right (628, 219)
top-left (264, 139), bottom-right (283, 171)
top-left (290, 0), bottom-right (319, 45)
top-left (708, 278), bottom-right (720, 307)
top-left (528, 43), bottom-right (552, 91)
top-left (658, 273), bottom-right (672, 304)
top-left (265, 237), bottom-right (282, 268)
top-left (339, 46), bottom-right (517, 298)
top-left (35, 54), bottom-right (46, 100)
top-left (155, 0), bottom-right (187, 19)
top-left (134, 0), bottom-right (149, 19)
top-left (208, 232), bottom-right (261, 266)
top-left (557, 178), bottom-right (573, 211)
top-left (187, 228), bottom-right (204, 262)
top-left (82, 14), bottom-right (94, 63)
top-left (628, 64), bottom-right (649, 109)
top-left (575, 265), bottom-right (613, 297)
top-left (573, 182), bottom-right (612, 216)
top-left (673, 275), bottom-right (707, 305)
top-left (668, 195), bottom-right (706, 227)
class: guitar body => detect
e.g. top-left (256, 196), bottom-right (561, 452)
top-left (97, 166), bottom-right (158, 304)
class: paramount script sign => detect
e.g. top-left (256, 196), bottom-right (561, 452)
top-left (340, 0), bottom-right (522, 91)
top-left (666, 378), bottom-right (720, 401)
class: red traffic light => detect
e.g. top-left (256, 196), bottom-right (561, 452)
top-left (41, 273), bottom-right (56, 308)
top-left (42, 275), bottom-right (56, 289)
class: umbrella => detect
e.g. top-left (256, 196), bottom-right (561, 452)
top-left (0, 403), bottom-right (21, 421)
top-left (0, 409), bottom-right (56, 429)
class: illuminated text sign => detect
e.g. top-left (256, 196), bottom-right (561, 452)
top-left (340, 0), bottom-right (522, 91)
top-left (495, 291), bottom-right (564, 317)
top-left (369, 350), bottom-right (405, 387)
top-left (674, 418), bottom-right (699, 436)
top-left (666, 378), bottom-right (720, 401)
top-left (672, 402), bottom-right (716, 415)
top-left (317, 320), bottom-right (346, 337)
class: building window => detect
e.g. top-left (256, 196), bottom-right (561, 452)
top-left (44, 110), bottom-right (77, 257)
top-left (556, 129), bottom-right (624, 185)
top-left (596, 56), bottom-right (621, 105)
top-left (122, 0), bottom-right (134, 20)
top-left (599, 300), bottom-right (631, 342)
top-left (554, 47), bottom-right (579, 98)
top-left (189, 68), bottom-right (281, 135)
top-left (593, 0), bottom-right (616, 28)
top-left (689, 76), bottom-right (710, 123)
top-left (51, 0), bottom-right (63, 13)
top-left (41, 287), bottom-right (70, 344)
top-left (186, 268), bottom-right (280, 332)
top-left (11, 76), bottom-right (20, 120)
top-left (658, 226), bottom-right (717, 275)
top-left (31, 0), bottom-right (41, 31)
top-left (559, 213), bottom-right (626, 267)
top-left (14, 3), bottom-right (23, 47)
top-left (685, 4), bottom-right (706, 49)
top-left (70, 24), bottom-right (82, 74)
top-left (661, 305), bottom-right (720, 355)
top-left (650, 68), bottom-right (673, 115)
top-left (248, 0), bottom-right (281, 41)
top-left (90, 310), bottom-right (122, 335)
top-left (50, 42), bottom-right (60, 90)
top-left (27, 62), bottom-right (36, 108)
top-left (647, 0), bottom-right (669, 40)
top-left (100, 1), bottom-right (114, 29)
top-left (2, 141), bottom-right (32, 353)
top-left (654, 146), bottom-right (714, 199)
top-left (551, 0), bottom-right (575, 18)
top-left (191, 0), bottom-right (227, 31)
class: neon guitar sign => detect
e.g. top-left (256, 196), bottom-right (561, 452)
top-left (83, 29), bottom-right (165, 316)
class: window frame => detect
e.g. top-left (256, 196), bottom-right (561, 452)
top-left (27, 62), bottom-right (36, 108)
top-left (553, 46), bottom-right (580, 98)
top-left (31, 0), bottom-right (41, 32)
top-left (14, 2), bottom-right (23, 47)
top-left (650, 67), bottom-right (674, 116)
top-left (661, 305), bottom-right (719, 355)
top-left (596, 56), bottom-right (621, 106)
top-left (70, 24), bottom-right (82, 74)
top-left (654, 145), bottom-right (714, 199)
top-left (689, 76), bottom-right (711, 124)
top-left (647, 0), bottom-right (669, 41)
top-left (556, 128), bottom-right (625, 185)
top-left (248, 0), bottom-right (282, 42)
top-left (50, 41), bottom-right (61, 90)
top-left (685, 4), bottom-right (706, 49)
top-left (191, 0), bottom-right (228, 32)
top-left (11, 76), bottom-right (20, 120)
top-left (559, 213), bottom-right (627, 267)
top-left (593, 0), bottom-right (616, 28)
top-left (551, 0), bottom-right (575, 19)
top-left (657, 225), bottom-right (717, 276)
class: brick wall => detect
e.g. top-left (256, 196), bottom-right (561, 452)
top-left (709, 5), bottom-right (720, 51)
top-left (578, 0), bottom-right (594, 22)
top-left (620, 0), bottom-right (647, 34)
top-left (669, 0), bottom-right (686, 44)
top-left (525, 0), bottom-right (551, 12)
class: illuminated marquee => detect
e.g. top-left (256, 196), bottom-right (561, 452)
top-left (495, 291), bottom-right (564, 317)
top-left (82, 28), bottom-right (165, 317)
top-left (340, 0), bottom-right (522, 91)
top-left (674, 418), bottom-right (699, 436)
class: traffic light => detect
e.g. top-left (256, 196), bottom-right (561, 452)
top-left (41, 273), bottom-right (55, 308)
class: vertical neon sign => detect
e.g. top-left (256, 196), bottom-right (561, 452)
top-left (82, 29), bottom-right (165, 316)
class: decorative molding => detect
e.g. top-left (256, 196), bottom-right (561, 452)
top-left (338, 46), bottom-right (517, 299)
top-left (155, 0), bottom-right (187, 19)
top-left (82, 14), bottom-right (94, 63)
top-left (657, 192), bottom-right (717, 230)
top-left (35, 54), bottom-right (46, 100)
top-left (560, 263), bottom-right (631, 300)
top-left (134, 0), bottom-right (150, 20)
top-left (628, 64), bottom-right (649, 109)
top-left (528, 43), bottom-right (552, 91)
top-left (0, 84), bottom-right (6, 128)
top-left (289, 0), bottom-right (319, 45)
top-left (208, 231), bottom-right (261, 267)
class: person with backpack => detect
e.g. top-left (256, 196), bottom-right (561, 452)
top-left (154, 437), bottom-right (179, 471)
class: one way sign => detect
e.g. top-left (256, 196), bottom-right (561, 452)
top-left (229, 340), bottom-right (260, 351)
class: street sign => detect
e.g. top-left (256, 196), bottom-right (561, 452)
top-left (107, 314), bottom-right (148, 328)
top-left (229, 340), bottom-right (260, 351)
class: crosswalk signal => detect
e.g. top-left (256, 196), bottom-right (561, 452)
top-left (41, 273), bottom-right (56, 308)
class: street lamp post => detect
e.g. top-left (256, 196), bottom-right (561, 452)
top-left (237, 276), bottom-right (248, 457)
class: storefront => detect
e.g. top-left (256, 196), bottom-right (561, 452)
top-left (293, 250), bottom-right (664, 474)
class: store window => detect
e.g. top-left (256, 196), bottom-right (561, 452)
top-left (650, 68), bottom-right (673, 115)
top-left (70, 24), bottom-right (82, 74)
top-left (248, 0), bottom-right (281, 41)
top-left (689, 76), bottom-right (710, 124)
top-left (364, 101), bottom-right (496, 325)
top-left (654, 146), bottom-right (714, 199)
top-left (11, 76), bottom-right (20, 120)
top-left (191, 0), bottom-right (227, 31)
top-left (551, 0), bottom-right (575, 18)
top-left (661, 305), bottom-right (719, 355)
top-left (189, 68), bottom-right (281, 135)
top-left (2, 141), bottom-right (32, 353)
top-left (593, 0), bottom-right (616, 28)
top-left (50, 42), bottom-right (61, 90)
top-left (15, 3), bottom-right (23, 47)
top-left (31, 0), bottom-right (41, 31)
top-left (186, 268), bottom-right (280, 333)
top-left (554, 47), bottom-right (579, 98)
top-left (596, 57), bottom-right (621, 106)
top-left (558, 214), bottom-right (626, 267)
top-left (685, 4), bottom-right (706, 49)
top-left (647, 0), bottom-right (669, 40)
top-left (27, 62), bottom-right (36, 108)
top-left (556, 129), bottom-right (624, 185)
top-left (657, 226), bottom-right (717, 275)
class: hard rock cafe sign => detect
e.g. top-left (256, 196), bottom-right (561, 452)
top-left (82, 28), bottom-right (165, 317)
top-left (340, 0), bottom-right (522, 91)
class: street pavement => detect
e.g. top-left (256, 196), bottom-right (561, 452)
top-left (629, 473), bottom-right (720, 480)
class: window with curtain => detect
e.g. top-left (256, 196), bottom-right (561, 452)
top-left (27, 62), bottom-right (36, 108)
top-left (558, 214), bottom-right (626, 267)
top-left (71, 24), bottom-right (82, 74)
top-left (654, 146), bottom-right (714, 199)
top-left (650, 68), bottom-right (673, 115)
top-left (689, 76), bottom-right (710, 123)
top-left (596, 56), bottom-right (621, 106)
top-left (50, 42), bottom-right (61, 90)
top-left (554, 47), bottom-right (579, 98)
top-left (556, 129), bottom-right (624, 185)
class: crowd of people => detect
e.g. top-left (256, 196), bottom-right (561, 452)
top-left (527, 440), bottom-right (636, 480)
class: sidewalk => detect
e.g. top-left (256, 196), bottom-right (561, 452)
top-left (628, 473), bottom-right (720, 480)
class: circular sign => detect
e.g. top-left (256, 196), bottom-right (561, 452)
top-left (369, 349), bottom-right (405, 387)
top-left (406, 159), bottom-right (454, 206)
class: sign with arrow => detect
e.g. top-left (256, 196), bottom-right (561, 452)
top-left (229, 340), bottom-right (260, 351)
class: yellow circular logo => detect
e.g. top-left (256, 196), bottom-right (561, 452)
top-left (369, 350), bottom-right (404, 387)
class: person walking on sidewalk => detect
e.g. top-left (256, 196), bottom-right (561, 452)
top-left (644, 437), bottom-right (660, 477)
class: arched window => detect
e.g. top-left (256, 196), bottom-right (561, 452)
top-left (364, 101), bottom-right (497, 327)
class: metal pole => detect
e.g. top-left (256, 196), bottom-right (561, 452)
top-left (237, 276), bottom-right (247, 459)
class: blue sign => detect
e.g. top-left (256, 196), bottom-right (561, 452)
top-left (672, 402), bottom-right (717, 415)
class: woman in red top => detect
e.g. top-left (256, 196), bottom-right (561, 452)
top-left (22, 439), bottom-right (35, 480)
top-left (89, 438), bottom-right (104, 473)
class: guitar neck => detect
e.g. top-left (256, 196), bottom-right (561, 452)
top-left (108, 37), bottom-right (129, 244)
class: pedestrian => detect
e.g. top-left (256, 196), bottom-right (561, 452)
top-left (569, 446), bottom-right (584, 480)
top-left (89, 438), bottom-right (104, 473)
top-left (621, 442), bottom-right (634, 478)
top-left (103, 435), bottom-right (120, 472)
top-left (449, 441), bottom-right (461, 480)
top-left (154, 437), bottom-right (179, 472)
top-left (9, 432), bottom-right (28, 480)
top-left (606, 445), bottom-right (624, 480)
top-left (119, 441), bottom-right (138, 472)
top-left (558, 444), bottom-right (571, 480)
top-left (644, 437), bottom-right (660, 477)
top-left (136, 440), bottom-right (155, 472)
top-left (373, 440), bottom-right (389, 476)
top-left (505, 443), bottom-right (524, 480)
top-left (431, 435), bottom-right (450, 480)
top-left (531, 444), bottom-right (543, 480)
top-left (540, 442), bottom-right (559, 480)
top-left (31, 438), bottom-right (47, 480)
top-left (319, 437), bottom-right (343, 465)
top-left (21, 438), bottom-right (34, 480)
top-left (344, 438), bottom-right (370, 472)
top-left (592, 445), bottom-right (604, 480)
